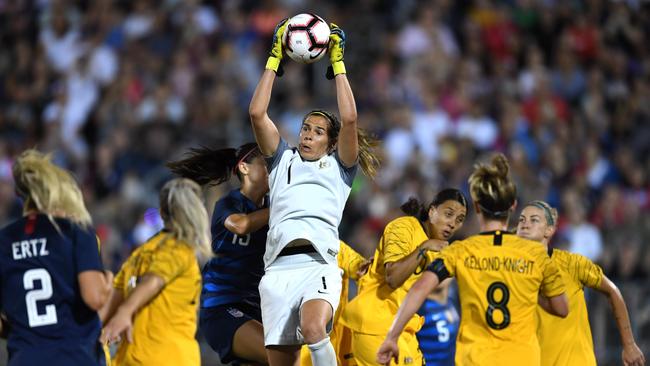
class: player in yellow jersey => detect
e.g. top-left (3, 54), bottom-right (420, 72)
top-left (517, 200), bottom-right (645, 366)
top-left (100, 178), bottom-right (212, 366)
top-left (378, 154), bottom-right (569, 366)
top-left (300, 240), bottom-right (372, 366)
top-left (343, 188), bottom-right (468, 366)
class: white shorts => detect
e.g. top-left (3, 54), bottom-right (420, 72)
top-left (259, 252), bottom-right (343, 346)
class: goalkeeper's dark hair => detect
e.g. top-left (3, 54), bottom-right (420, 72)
top-left (303, 110), bottom-right (381, 178)
top-left (166, 143), bottom-right (261, 186)
top-left (401, 189), bottom-right (469, 222)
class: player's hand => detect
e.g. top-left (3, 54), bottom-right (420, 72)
top-left (266, 17), bottom-right (289, 76)
top-left (420, 239), bottom-right (449, 252)
top-left (376, 337), bottom-right (399, 365)
top-left (623, 342), bottom-right (645, 366)
top-left (326, 23), bottom-right (346, 79)
top-left (101, 308), bottom-right (134, 345)
top-left (356, 257), bottom-right (373, 278)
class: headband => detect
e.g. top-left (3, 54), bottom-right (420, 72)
top-left (527, 200), bottom-right (555, 226)
top-left (232, 146), bottom-right (260, 175)
top-left (477, 203), bottom-right (510, 218)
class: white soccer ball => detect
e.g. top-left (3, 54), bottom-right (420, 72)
top-left (282, 13), bottom-right (330, 64)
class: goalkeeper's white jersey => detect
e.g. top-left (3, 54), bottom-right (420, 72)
top-left (264, 139), bottom-right (357, 268)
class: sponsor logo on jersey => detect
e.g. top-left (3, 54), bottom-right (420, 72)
top-left (227, 307), bottom-right (244, 318)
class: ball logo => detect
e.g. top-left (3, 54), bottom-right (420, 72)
top-left (282, 13), bottom-right (330, 64)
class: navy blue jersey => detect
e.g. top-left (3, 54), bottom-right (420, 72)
top-left (0, 214), bottom-right (105, 365)
top-left (201, 189), bottom-right (268, 309)
top-left (416, 298), bottom-right (459, 366)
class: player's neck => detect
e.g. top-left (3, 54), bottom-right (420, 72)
top-left (479, 217), bottom-right (508, 232)
top-left (422, 221), bottom-right (435, 239)
top-left (240, 186), bottom-right (265, 207)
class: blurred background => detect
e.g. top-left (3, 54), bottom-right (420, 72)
top-left (0, 0), bottom-right (648, 364)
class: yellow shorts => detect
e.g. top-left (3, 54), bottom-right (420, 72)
top-left (351, 331), bottom-right (423, 366)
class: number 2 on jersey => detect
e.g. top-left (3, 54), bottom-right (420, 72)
top-left (24, 268), bottom-right (58, 327)
top-left (485, 281), bottom-right (510, 330)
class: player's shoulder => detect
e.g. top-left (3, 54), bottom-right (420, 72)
top-left (551, 248), bottom-right (591, 267)
top-left (506, 234), bottom-right (547, 251)
top-left (0, 216), bottom-right (24, 236)
top-left (386, 216), bottom-right (420, 232)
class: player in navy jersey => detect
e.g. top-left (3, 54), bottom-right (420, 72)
top-left (416, 284), bottom-right (459, 366)
top-left (0, 150), bottom-right (113, 366)
top-left (167, 142), bottom-right (270, 365)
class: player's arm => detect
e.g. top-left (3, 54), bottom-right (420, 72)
top-left (385, 239), bottom-right (447, 289)
top-left (339, 241), bottom-right (371, 280)
top-left (101, 273), bottom-right (165, 344)
top-left (224, 208), bottom-right (269, 236)
top-left (0, 313), bottom-right (9, 339)
top-left (79, 269), bottom-right (114, 311)
top-left (595, 276), bottom-right (645, 366)
top-left (537, 293), bottom-right (569, 318)
top-left (249, 19), bottom-right (288, 156)
top-left (377, 270), bottom-right (441, 365)
top-left (539, 252), bottom-right (569, 318)
top-left (98, 289), bottom-right (124, 324)
top-left (328, 24), bottom-right (357, 166)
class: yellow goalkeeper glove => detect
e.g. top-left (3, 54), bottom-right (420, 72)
top-left (265, 18), bottom-right (289, 76)
top-left (326, 23), bottom-right (346, 80)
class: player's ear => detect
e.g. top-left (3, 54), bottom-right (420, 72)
top-left (238, 162), bottom-right (249, 175)
top-left (544, 224), bottom-right (556, 240)
top-left (428, 205), bottom-right (437, 223)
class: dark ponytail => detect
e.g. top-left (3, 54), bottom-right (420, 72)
top-left (166, 143), bottom-right (260, 186)
top-left (401, 188), bottom-right (468, 222)
top-left (400, 197), bottom-right (429, 222)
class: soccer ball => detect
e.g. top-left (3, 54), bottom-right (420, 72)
top-left (282, 13), bottom-right (330, 64)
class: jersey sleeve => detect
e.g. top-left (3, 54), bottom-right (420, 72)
top-left (74, 225), bottom-right (104, 273)
top-left (572, 252), bottom-right (604, 289)
top-left (540, 253), bottom-right (566, 298)
top-left (113, 264), bottom-right (126, 291)
top-left (383, 219), bottom-right (417, 264)
top-left (429, 242), bottom-right (461, 278)
top-left (338, 241), bottom-right (366, 281)
top-left (147, 243), bottom-right (191, 284)
top-left (265, 138), bottom-right (290, 171)
top-left (334, 150), bottom-right (358, 187)
top-left (113, 246), bottom-right (139, 291)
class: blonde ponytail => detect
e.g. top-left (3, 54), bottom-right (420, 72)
top-left (357, 128), bottom-right (381, 178)
top-left (13, 149), bottom-right (92, 228)
top-left (159, 178), bottom-right (212, 259)
top-left (468, 153), bottom-right (517, 220)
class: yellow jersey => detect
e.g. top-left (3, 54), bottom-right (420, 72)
top-left (112, 232), bottom-right (202, 366)
top-left (301, 241), bottom-right (366, 366)
top-left (436, 231), bottom-right (565, 366)
top-left (537, 248), bottom-right (603, 366)
top-left (342, 216), bottom-right (434, 335)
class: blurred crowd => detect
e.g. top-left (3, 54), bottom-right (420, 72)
top-left (0, 0), bottom-right (648, 364)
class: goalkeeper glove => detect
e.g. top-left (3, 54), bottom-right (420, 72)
top-left (326, 23), bottom-right (346, 80)
top-left (266, 18), bottom-right (289, 77)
